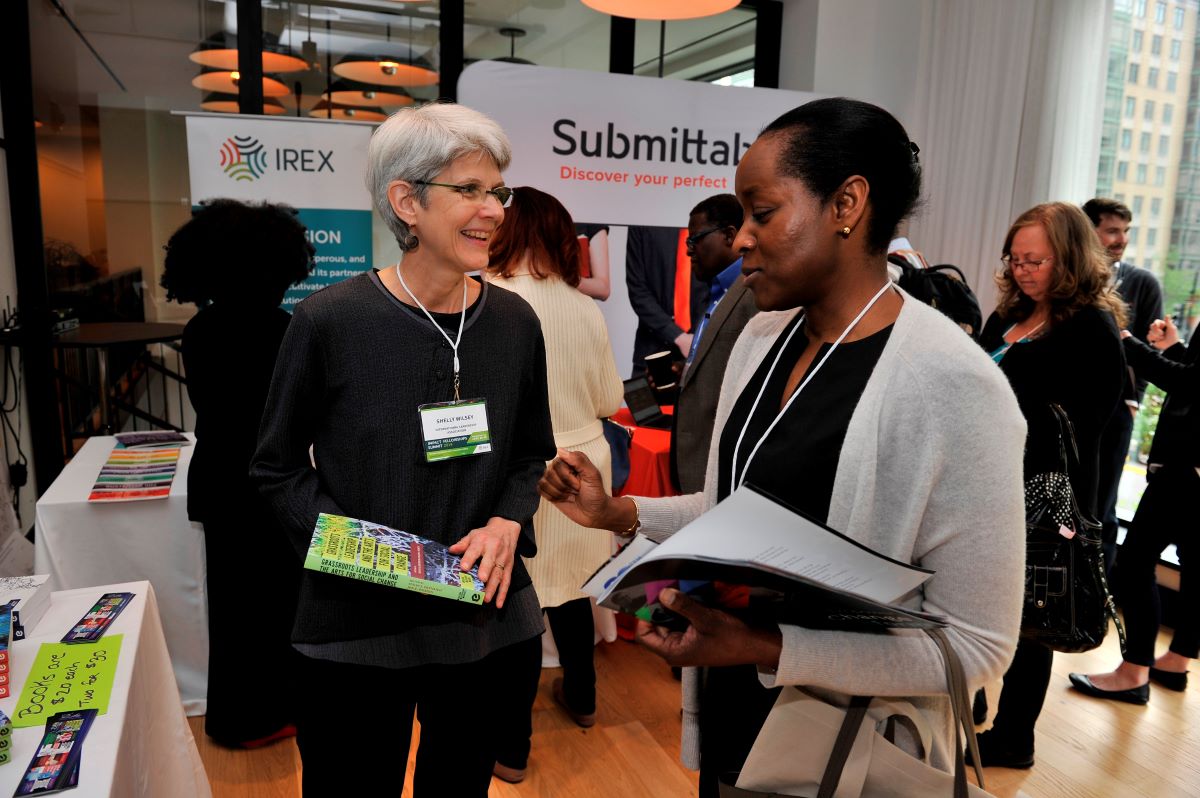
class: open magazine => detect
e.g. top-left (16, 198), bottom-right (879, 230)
top-left (582, 484), bottom-right (944, 631)
top-left (305, 513), bottom-right (485, 605)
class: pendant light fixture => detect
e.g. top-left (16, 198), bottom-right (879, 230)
top-left (192, 69), bottom-right (290, 97)
top-left (189, 31), bottom-right (308, 73)
top-left (201, 93), bottom-right (286, 115)
top-left (322, 79), bottom-right (413, 108)
top-left (493, 27), bottom-right (534, 65)
top-left (580, 0), bottom-right (739, 20)
top-left (332, 17), bottom-right (438, 87)
top-left (308, 101), bottom-right (388, 122)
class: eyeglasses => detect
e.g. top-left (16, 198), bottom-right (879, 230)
top-left (415, 181), bottom-right (514, 208)
top-left (1000, 255), bottom-right (1053, 273)
top-left (685, 226), bottom-right (723, 252)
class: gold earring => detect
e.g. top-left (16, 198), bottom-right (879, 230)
top-left (839, 226), bottom-right (852, 238)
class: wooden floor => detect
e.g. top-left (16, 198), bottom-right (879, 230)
top-left (190, 626), bottom-right (1197, 798)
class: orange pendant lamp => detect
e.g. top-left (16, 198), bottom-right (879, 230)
top-left (201, 93), bottom-right (286, 115)
top-left (581, 0), bottom-right (739, 20)
top-left (189, 32), bottom-right (308, 73)
top-left (322, 80), bottom-right (413, 108)
top-left (308, 102), bottom-right (388, 122)
top-left (193, 69), bottom-right (290, 97)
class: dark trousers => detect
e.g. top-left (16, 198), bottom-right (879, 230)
top-left (988, 638), bottom-right (1054, 754)
top-left (697, 665), bottom-right (782, 798)
top-left (496, 598), bottom-right (596, 770)
top-left (296, 636), bottom-right (541, 798)
top-left (1117, 466), bottom-right (1199, 665)
top-left (202, 515), bottom-right (300, 745)
top-left (1097, 404), bottom-right (1135, 575)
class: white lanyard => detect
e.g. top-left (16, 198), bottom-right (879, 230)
top-left (730, 281), bottom-right (895, 494)
top-left (396, 263), bottom-right (468, 401)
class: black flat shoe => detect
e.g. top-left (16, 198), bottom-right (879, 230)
top-left (1149, 667), bottom-right (1188, 692)
top-left (1068, 672), bottom-right (1150, 705)
top-left (966, 730), bottom-right (1034, 769)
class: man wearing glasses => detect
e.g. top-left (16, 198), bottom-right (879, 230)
top-left (1082, 197), bottom-right (1164, 573)
top-left (670, 194), bottom-right (759, 494)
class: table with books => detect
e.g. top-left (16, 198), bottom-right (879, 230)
top-left (0, 580), bottom-right (210, 797)
top-left (33, 435), bottom-right (209, 715)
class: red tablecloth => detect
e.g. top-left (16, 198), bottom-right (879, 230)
top-left (611, 407), bottom-right (679, 499)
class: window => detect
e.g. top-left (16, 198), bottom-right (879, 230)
top-left (1123, 129), bottom-right (1134, 149)
top-left (1141, 131), bottom-right (1152, 152)
top-left (1163, 103), bottom-right (1174, 123)
top-left (1160, 134), bottom-right (1171, 156)
top-left (1167, 71), bottom-right (1177, 91)
top-left (1116, 192), bottom-right (1126, 202)
top-left (1148, 66), bottom-right (1159, 88)
top-left (1156, 2), bottom-right (1166, 24)
top-left (1134, 195), bottom-right (1145, 214)
top-left (1130, 62), bottom-right (1140, 83)
top-left (1148, 228), bottom-right (1158, 246)
top-left (1171, 38), bottom-right (1181, 59)
top-left (1125, 97), bottom-right (1136, 118)
top-left (1152, 197), bottom-right (1163, 216)
top-left (1134, 30), bottom-right (1145, 50)
top-left (1130, 226), bottom-right (1140, 245)
top-left (1119, 161), bottom-right (1130, 180)
top-left (1156, 165), bottom-right (1166, 185)
top-left (1136, 0), bottom-right (1147, 15)
top-left (1137, 163), bottom-right (1148, 183)
top-left (1174, 5), bottom-right (1184, 28)
top-left (1151, 33), bottom-right (1162, 54)
top-left (1145, 99), bottom-right (1156, 120)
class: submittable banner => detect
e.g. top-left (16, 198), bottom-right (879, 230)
top-left (458, 62), bottom-right (818, 228)
top-left (183, 113), bottom-right (374, 308)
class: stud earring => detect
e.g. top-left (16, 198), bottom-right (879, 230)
top-left (839, 226), bottom-right (852, 238)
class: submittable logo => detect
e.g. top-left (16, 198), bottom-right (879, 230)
top-left (219, 136), bottom-right (268, 181)
top-left (218, 135), bottom-right (336, 182)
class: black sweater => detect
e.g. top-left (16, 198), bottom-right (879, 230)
top-left (980, 305), bottom-right (1126, 515)
top-left (1124, 334), bottom-right (1200, 468)
top-left (251, 272), bottom-right (555, 665)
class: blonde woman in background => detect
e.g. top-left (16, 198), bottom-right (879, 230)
top-left (487, 186), bottom-right (624, 783)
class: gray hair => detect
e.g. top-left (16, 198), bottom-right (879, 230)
top-left (366, 102), bottom-right (513, 251)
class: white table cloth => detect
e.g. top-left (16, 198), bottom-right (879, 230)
top-left (35, 436), bottom-right (208, 715)
top-left (0, 581), bottom-right (210, 797)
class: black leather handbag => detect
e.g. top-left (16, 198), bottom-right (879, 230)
top-left (1021, 404), bottom-right (1124, 653)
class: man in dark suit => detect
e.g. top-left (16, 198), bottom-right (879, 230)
top-left (625, 226), bottom-right (707, 376)
top-left (1082, 198), bottom-right (1164, 573)
top-left (670, 194), bottom-right (759, 494)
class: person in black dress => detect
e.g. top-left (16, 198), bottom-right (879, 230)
top-left (1070, 313), bottom-right (1199, 700)
top-left (161, 199), bottom-right (314, 747)
top-left (975, 202), bottom-right (1127, 768)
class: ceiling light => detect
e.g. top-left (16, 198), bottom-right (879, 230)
top-left (189, 31), bottom-right (308, 73)
top-left (322, 80), bottom-right (413, 108)
top-left (192, 69), bottom-right (291, 97)
top-left (581, 0), bottom-right (739, 20)
top-left (201, 93), bottom-right (286, 115)
top-left (308, 101), bottom-right (388, 122)
top-left (333, 52), bottom-right (438, 87)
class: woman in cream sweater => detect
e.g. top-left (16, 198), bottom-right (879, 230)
top-left (487, 186), bottom-right (624, 782)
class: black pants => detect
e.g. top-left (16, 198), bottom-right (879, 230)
top-left (202, 512), bottom-right (301, 745)
top-left (1117, 465), bottom-right (1199, 665)
top-left (296, 635), bottom-right (542, 798)
top-left (988, 638), bottom-right (1054, 755)
top-left (496, 597), bottom-right (596, 770)
top-left (1097, 403), bottom-right (1135, 575)
top-left (697, 665), bottom-right (782, 798)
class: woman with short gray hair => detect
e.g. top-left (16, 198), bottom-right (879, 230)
top-left (252, 102), bottom-right (555, 797)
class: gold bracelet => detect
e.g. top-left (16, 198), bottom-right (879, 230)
top-left (617, 498), bottom-right (641, 538)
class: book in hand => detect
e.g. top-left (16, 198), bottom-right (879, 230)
top-left (305, 514), bottom-right (485, 605)
top-left (581, 485), bottom-right (945, 632)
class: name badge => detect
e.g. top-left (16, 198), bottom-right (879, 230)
top-left (418, 399), bottom-right (491, 462)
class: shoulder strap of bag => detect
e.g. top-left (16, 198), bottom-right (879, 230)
top-left (926, 627), bottom-right (985, 796)
top-left (1047, 403), bottom-right (1080, 476)
top-left (816, 696), bottom-right (872, 798)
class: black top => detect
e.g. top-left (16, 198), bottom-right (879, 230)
top-left (1113, 261), bottom-right (1164, 399)
top-left (183, 303), bottom-right (290, 524)
top-left (979, 305), bottom-right (1125, 515)
top-left (717, 316), bottom-right (893, 524)
top-left (1124, 334), bottom-right (1200, 467)
top-left (250, 271), bottom-right (555, 667)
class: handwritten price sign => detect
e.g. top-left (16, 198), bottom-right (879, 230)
top-left (12, 636), bottom-right (122, 728)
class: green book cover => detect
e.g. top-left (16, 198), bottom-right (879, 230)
top-left (304, 514), bottom-right (485, 605)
